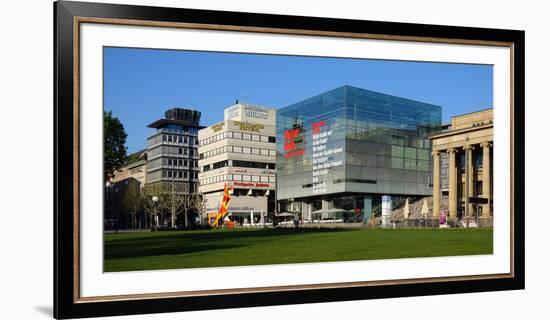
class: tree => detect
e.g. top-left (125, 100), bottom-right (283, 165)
top-left (121, 181), bottom-right (143, 230)
top-left (156, 179), bottom-right (204, 229)
top-left (181, 192), bottom-right (202, 229)
top-left (104, 110), bottom-right (127, 181)
top-left (142, 184), bottom-right (163, 230)
top-left (159, 179), bottom-right (186, 229)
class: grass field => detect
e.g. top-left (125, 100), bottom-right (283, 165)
top-left (104, 228), bottom-right (493, 272)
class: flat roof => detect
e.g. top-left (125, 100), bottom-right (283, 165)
top-left (147, 118), bottom-right (205, 129)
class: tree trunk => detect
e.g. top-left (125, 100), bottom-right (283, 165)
top-left (184, 209), bottom-right (188, 229)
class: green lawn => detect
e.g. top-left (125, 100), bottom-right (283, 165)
top-left (104, 228), bottom-right (493, 272)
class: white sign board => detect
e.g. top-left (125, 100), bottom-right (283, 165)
top-left (224, 103), bottom-right (276, 126)
top-left (381, 195), bottom-right (392, 228)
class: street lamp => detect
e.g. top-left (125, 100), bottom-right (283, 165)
top-left (152, 196), bottom-right (159, 231)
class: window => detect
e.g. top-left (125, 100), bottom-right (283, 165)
top-left (168, 135), bottom-right (173, 142)
top-left (242, 147), bottom-right (251, 154)
top-left (269, 150), bottom-right (276, 156)
top-left (163, 135), bottom-right (167, 141)
top-left (391, 145), bottom-right (404, 158)
top-left (178, 159), bottom-right (182, 166)
top-left (404, 159), bottom-right (417, 171)
top-left (226, 132), bottom-right (233, 138)
top-left (233, 146), bottom-right (242, 153)
top-left (260, 135), bottom-right (268, 142)
top-left (242, 175), bottom-right (251, 181)
top-left (234, 132), bottom-right (242, 139)
top-left (242, 133), bottom-right (251, 140)
top-left (234, 174), bottom-right (242, 181)
top-left (417, 149), bottom-right (430, 161)
top-left (268, 136), bottom-right (276, 143)
top-left (184, 160), bottom-right (188, 167)
top-left (178, 171), bottom-right (183, 178)
top-left (404, 147), bottom-right (417, 159)
top-left (251, 134), bottom-right (260, 141)
top-left (251, 148), bottom-right (260, 155)
top-left (269, 176), bottom-right (275, 183)
top-left (261, 149), bottom-right (269, 156)
top-left (391, 157), bottom-right (404, 169)
top-left (179, 148), bottom-right (183, 155)
top-left (251, 175), bottom-right (260, 182)
top-left (261, 176), bottom-right (269, 182)
top-left (168, 159), bottom-right (172, 166)
top-left (184, 171), bottom-right (188, 178)
top-left (417, 160), bottom-right (429, 172)
top-left (184, 136), bottom-right (188, 143)
top-left (178, 136), bottom-right (182, 143)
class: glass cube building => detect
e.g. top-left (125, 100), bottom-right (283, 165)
top-left (276, 85), bottom-right (441, 221)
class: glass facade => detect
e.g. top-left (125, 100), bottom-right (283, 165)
top-left (276, 85), bottom-right (441, 214)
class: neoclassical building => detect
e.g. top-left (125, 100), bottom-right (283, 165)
top-left (430, 109), bottom-right (493, 226)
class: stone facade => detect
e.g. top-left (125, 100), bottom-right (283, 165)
top-left (430, 109), bottom-right (493, 227)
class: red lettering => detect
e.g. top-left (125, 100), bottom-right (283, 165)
top-left (284, 128), bottom-right (299, 151)
top-left (284, 149), bottom-right (305, 158)
top-left (312, 120), bottom-right (326, 134)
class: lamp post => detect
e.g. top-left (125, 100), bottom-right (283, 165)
top-left (152, 195), bottom-right (159, 231)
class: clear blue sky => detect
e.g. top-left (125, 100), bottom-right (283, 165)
top-left (104, 47), bottom-right (493, 153)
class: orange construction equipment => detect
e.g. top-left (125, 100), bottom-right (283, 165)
top-left (210, 183), bottom-right (232, 227)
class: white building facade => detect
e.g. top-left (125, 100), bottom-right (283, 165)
top-left (198, 103), bottom-right (276, 225)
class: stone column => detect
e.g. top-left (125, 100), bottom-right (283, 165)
top-left (432, 150), bottom-right (441, 218)
top-left (447, 148), bottom-right (458, 219)
top-left (481, 142), bottom-right (492, 217)
top-left (466, 145), bottom-right (475, 215)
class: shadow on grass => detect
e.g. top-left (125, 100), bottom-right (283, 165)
top-left (105, 228), bottom-right (352, 260)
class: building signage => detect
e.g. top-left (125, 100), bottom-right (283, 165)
top-left (212, 122), bottom-right (224, 132)
top-left (226, 105), bottom-right (240, 120)
top-left (233, 121), bottom-right (264, 132)
top-left (233, 182), bottom-right (271, 188)
top-left (224, 104), bottom-right (275, 125)
top-left (283, 128), bottom-right (304, 158)
top-left (311, 120), bottom-right (343, 195)
top-left (243, 105), bottom-right (269, 120)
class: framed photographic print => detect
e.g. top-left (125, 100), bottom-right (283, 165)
top-left (54, 0), bottom-right (524, 318)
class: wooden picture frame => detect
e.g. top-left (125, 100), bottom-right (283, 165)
top-left (54, 0), bottom-right (524, 318)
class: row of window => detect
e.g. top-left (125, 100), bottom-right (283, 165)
top-left (200, 131), bottom-right (276, 146)
top-left (200, 145), bottom-right (276, 159)
top-left (200, 174), bottom-right (275, 186)
top-left (161, 170), bottom-right (199, 180)
top-left (203, 160), bottom-right (276, 172)
top-left (163, 158), bottom-right (198, 168)
top-left (162, 134), bottom-right (199, 144)
top-left (148, 146), bottom-right (198, 159)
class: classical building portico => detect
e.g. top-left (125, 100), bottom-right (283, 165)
top-left (430, 109), bottom-right (493, 226)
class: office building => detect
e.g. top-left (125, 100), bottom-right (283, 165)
top-left (146, 108), bottom-right (203, 193)
top-left (198, 103), bottom-right (277, 225)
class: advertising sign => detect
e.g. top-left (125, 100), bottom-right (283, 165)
top-left (381, 195), bottom-right (392, 228)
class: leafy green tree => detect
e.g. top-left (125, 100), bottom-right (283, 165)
top-left (104, 110), bottom-right (127, 181)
